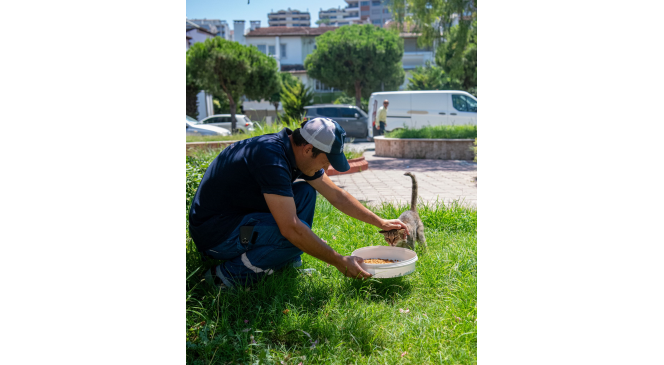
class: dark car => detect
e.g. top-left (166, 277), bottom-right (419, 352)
top-left (304, 104), bottom-right (369, 139)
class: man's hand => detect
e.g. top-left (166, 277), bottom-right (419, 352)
top-left (376, 124), bottom-right (380, 130)
top-left (379, 219), bottom-right (409, 236)
top-left (336, 256), bottom-right (372, 279)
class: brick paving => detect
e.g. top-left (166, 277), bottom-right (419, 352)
top-left (328, 148), bottom-right (477, 208)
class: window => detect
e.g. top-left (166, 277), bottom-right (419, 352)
top-left (383, 8), bottom-right (390, 13)
top-left (372, 19), bottom-right (382, 25)
top-left (361, 10), bottom-right (370, 16)
top-left (360, 1), bottom-right (370, 5)
top-left (371, 0), bottom-right (382, 5)
top-left (268, 45), bottom-right (276, 55)
top-left (340, 108), bottom-right (358, 118)
top-left (280, 44), bottom-right (287, 57)
top-left (317, 108), bottom-right (340, 118)
top-left (256, 45), bottom-right (266, 54)
top-left (452, 95), bottom-right (477, 112)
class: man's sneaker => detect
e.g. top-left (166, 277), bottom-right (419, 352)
top-left (204, 266), bottom-right (227, 289)
top-left (291, 256), bottom-right (303, 268)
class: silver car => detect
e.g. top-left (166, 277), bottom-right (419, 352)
top-left (186, 116), bottom-right (231, 136)
top-left (198, 114), bottom-right (255, 134)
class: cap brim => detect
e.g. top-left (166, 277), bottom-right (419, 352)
top-left (327, 152), bottom-right (350, 172)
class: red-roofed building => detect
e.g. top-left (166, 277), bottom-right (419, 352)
top-left (244, 26), bottom-right (339, 94)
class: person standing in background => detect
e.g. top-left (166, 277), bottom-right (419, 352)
top-left (375, 100), bottom-right (389, 136)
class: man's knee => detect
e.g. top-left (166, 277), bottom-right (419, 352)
top-left (292, 182), bottom-right (316, 205)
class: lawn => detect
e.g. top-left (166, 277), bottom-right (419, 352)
top-left (385, 125), bottom-right (477, 139)
top-left (186, 152), bottom-right (477, 364)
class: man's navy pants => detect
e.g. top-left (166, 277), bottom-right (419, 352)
top-left (203, 181), bottom-right (316, 288)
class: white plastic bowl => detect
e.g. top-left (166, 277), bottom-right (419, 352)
top-left (351, 246), bottom-right (418, 278)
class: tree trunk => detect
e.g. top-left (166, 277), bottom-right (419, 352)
top-left (354, 81), bottom-right (362, 109)
top-left (186, 84), bottom-right (200, 120)
top-left (228, 93), bottom-right (237, 134)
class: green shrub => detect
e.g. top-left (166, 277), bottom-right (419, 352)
top-left (280, 82), bottom-right (314, 121)
top-left (472, 138), bottom-right (477, 162)
top-left (385, 124), bottom-right (477, 139)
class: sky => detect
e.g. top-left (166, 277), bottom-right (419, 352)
top-left (186, 0), bottom-right (350, 28)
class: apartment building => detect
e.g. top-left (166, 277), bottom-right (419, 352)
top-left (318, 4), bottom-right (361, 26)
top-left (318, 0), bottom-right (392, 27)
top-left (361, 0), bottom-right (393, 27)
top-left (267, 8), bottom-right (311, 27)
top-left (186, 18), bottom-right (231, 40)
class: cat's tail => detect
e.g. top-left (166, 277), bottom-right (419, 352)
top-left (404, 172), bottom-right (418, 212)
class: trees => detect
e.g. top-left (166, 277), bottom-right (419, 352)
top-left (269, 72), bottom-right (298, 122)
top-left (386, 0), bottom-right (477, 92)
top-left (304, 24), bottom-right (405, 109)
top-left (187, 37), bottom-right (280, 133)
top-left (406, 63), bottom-right (461, 91)
top-left (186, 60), bottom-right (201, 119)
top-left (186, 78), bottom-right (200, 120)
top-left (333, 92), bottom-right (369, 113)
top-left (435, 19), bottom-right (477, 91)
top-left (280, 81), bottom-right (314, 122)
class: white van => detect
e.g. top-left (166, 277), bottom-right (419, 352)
top-left (367, 90), bottom-right (477, 140)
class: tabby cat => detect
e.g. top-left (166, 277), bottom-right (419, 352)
top-left (379, 172), bottom-right (427, 250)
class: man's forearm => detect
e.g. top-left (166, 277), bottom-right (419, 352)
top-left (282, 221), bottom-right (344, 267)
top-left (327, 189), bottom-right (383, 227)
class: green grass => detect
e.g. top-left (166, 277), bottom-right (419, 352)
top-left (186, 154), bottom-right (477, 364)
top-left (344, 148), bottom-right (364, 160)
top-left (385, 125), bottom-right (477, 139)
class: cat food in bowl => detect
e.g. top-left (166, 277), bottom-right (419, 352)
top-left (364, 258), bottom-right (400, 264)
top-left (351, 246), bottom-right (418, 278)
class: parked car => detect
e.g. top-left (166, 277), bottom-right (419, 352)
top-left (198, 114), bottom-right (255, 134)
top-left (304, 104), bottom-right (369, 139)
top-left (367, 90), bottom-right (477, 140)
top-left (186, 117), bottom-right (231, 136)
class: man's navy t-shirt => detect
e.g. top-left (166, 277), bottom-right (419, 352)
top-left (188, 128), bottom-right (324, 252)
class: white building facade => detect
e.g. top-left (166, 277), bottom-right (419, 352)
top-left (244, 27), bottom-right (337, 95)
top-left (241, 25), bottom-right (437, 105)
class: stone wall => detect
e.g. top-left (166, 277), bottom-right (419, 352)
top-left (374, 137), bottom-right (475, 160)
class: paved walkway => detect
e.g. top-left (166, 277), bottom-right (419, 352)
top-left (328, 143), bottom-right (477, 207)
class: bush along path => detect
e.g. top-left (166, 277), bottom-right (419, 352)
top-left (186, 152), bottom-right (477, 364)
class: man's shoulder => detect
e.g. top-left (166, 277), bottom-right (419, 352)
top-left (246, 133), bottom-right (289, 165)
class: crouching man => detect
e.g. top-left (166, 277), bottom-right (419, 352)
top-left (188, 117), bottom-right (408, 288)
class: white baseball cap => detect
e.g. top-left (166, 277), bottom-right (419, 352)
top-left (299, 117), bottom-right (350, 172)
